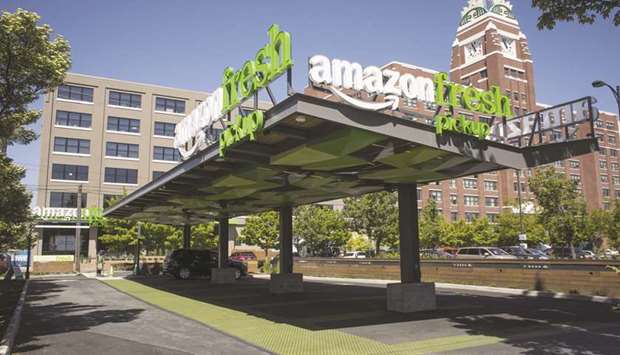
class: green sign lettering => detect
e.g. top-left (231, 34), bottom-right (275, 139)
top-left (222, 24), bottom-right (293, 114)
top-left (219, 110), bottom-right (265, 156)
top-left (434, 114), bottom-right (491, 140)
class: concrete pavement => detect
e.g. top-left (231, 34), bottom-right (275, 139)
top-left (13, 276), bottom-right (269, 355)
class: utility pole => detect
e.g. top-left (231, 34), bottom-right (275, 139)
top-left (134, 223), bottom-right (141, 275)
top-left (74, 185), bottom-right (82, 273)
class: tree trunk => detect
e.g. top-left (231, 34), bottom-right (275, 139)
top-left (375, 238), bottom-right (381, 256)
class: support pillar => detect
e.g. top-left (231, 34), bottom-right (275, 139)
top-left (183, 224), bottom-right (191, 249)
top-left (387, 183), bottom-right (436, 312)
top-left (270, 205), bottom-right (303, 293)
top-left (212, 217), bottom-right (235, 283)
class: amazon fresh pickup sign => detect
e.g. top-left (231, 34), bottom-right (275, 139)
top-left (308, 55), bottom-right (513, 140)
top-left (174, 24), bottom-right (292, 159)
top-left (32, 207), bottom-right (103, 225)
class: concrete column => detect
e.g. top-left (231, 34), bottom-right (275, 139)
top-left (270, 205), bottom-right (303, 293)
top-left (183, 224), bottom-right (191, 249)
top-left (218, 217), bottom-right (229, 268)
top-left (279, 205), bottom-right (293, 274)
top-left (398, 183), bottom-right (421, 283)
top-left (387, 183), bottom-right (436, 312)
top-left (88, 227), bottom-right (98, 260)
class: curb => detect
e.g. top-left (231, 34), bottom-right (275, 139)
top-left (0, 279), bottom-right (30, 355)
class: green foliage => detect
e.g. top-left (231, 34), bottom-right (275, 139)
top-left (239, 211), bottom-right (279, 258)
top-left (345, 232), bottom-right (373, 253)
top-left (0, 9), bottom-right (71, 151)
top-left (532, 0), bottom-right (620, 29)
top-left (495, 212), bottom-right (547, 247)
top-left (528, 167), bottom-right (588, 256)
top-left (419, 198), bottom-right (444, 248)
top-left (0, 155), bottom-right (32, 250)
top-left (294, 205), bottom-right (350, 256)
top-left (343, 191), bottom-right (398, 253)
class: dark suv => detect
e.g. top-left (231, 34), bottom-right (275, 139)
top-left (163, 249), bottom-right (247, 280)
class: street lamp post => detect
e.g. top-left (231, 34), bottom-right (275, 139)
top-left (592, 80), bottom-right (620, 119)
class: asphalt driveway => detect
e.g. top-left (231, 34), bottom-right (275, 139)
top-left (13, 276), bottom-right (269, 355)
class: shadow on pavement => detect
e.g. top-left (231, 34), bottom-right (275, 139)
top-left (129, 275), bottom-right (620, 354)
top-left (14, 278), bottom-right (144, 353)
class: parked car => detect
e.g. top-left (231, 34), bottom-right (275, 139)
top-left (577, 250), bottom-right (596, 260)
top-left (501, 246), bottom-right (549, 260)
top-left (456, 247), bottom-right (518, 259)
top-left (343, 251), bottom-right (367, 259)
top-left (163, 249), bottom-right (247, 280)
top-left (420, 249), bottom-right (454, 259)
top-left (230, 251), bottom-right (257, 262)
top-left (526, 248), bottom-right (550, 260)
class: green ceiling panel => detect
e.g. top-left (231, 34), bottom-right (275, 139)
top-left (385, 171), bottom-right (447, 184)
top-left (359, 167), bottom-right (420, 180)
top-left (270, 128), bottom-right (384, 166)
top-left (378, 146), bottom-right (449, 169)
top-left (212, 174), bottom-right (258, 188)
top-left (302, 155), bottom-right (368, 171)
top-left (291, 175), bottom-right (335, 189)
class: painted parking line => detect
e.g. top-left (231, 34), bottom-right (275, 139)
top-left (103, 279), bottom-right (506, 355)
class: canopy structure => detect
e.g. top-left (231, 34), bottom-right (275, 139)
top-left (105, 93), bottom-right (597, 224)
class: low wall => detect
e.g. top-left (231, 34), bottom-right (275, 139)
top-left (32, 261), bottom-right (73, 274)
top-left (294, 258), bottom-right (620, 298)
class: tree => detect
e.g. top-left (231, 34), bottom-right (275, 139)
top-left (419, 198), bottom-right (444, 249)
top-left (345, 232), bottom-right (373, 253)
top-left (494, 212), bottom-right (548, 247)
top-left (0, 155), bottom-right (32, 251)
top-left (294, 205), bottom-right (350, 256)
top-left (0, 9), bottom-right (71, 153)
top-left (528, 167), bottom-right (588, 257)
top-left (532, 0), bottom-right (620, 29)
top-left (239, 211), bottom-right (279, 258)
top-left (343, 191), bottom-right (398, 254)
top-left (609, 201), bottom-right (620, 249)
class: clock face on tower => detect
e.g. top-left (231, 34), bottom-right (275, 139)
top-left (464, 37), bottom-right (484, 63)
top-left (501, 36), bottom-right (516, 58)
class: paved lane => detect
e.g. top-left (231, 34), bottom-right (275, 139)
top-left (14, 276), bottom-right (269, 355)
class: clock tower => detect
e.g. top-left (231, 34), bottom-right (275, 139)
top-left (450, 0), bottom-right (538, 207)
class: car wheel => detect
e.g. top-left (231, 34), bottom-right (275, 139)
top-left (178, 267), bottom-right (191, 280)
top-left (234, 268), bottom-right (241, 280)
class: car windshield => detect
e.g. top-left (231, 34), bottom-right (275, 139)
top-left (488, 248), bottom-right (509, 255)
top-left (344, 253), bottom-right (354, 256)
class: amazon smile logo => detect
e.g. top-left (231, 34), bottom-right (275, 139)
top-left (308, 55), bottom-right (435, 112)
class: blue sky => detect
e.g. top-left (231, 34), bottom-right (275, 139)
top-left (3, 0), bottom-right (620, 200)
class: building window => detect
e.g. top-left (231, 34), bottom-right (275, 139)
top-left (154, 122), bottom-right (176, 137)
top-left (602, 188), bottom-right (610, 197)
top-left (104, 167), bottom-right (138, 184)
top-left (55, 110), bottom-right (92, 128)
top-left (50, 192), bottom-right (87, 208)
top-left (600, 148), bottom-right (608, 156)
top-left (449, 179), bottom-right (457, 189)
top-left (600, 160), bottom-right (608, 169)
top-left (52, 164), bottom-right (89, 181)
top-left (417, 188), bottom-right (421, 201)
top-left (53, 137), bottom-right (90, 154)
top-left (596, 120), bottom-right (604, 128)
top-left (613, 176), bottom-right (620, 185)
top-left (513, 182), bottom-right (527, 192)
top-left (106, 142), bottom-right (139, 158)
top-left (612, 162), bottom-right (619, 171)
top-left (553, 160), bottom-right (563, 168)
top-left (463, 178), bottom-right (478, 189)
top-left (465, 212), bottom-right (479, 222)
top-left (610, 149), bottom-right (618, 157)
top-left (616, 190), bottom-right (620, 198)
top-left (103, 194), bottom-right (121, 208)
top-left (569, 160), bottom-right (580, 169)
top-left (606, 122), bottom-right (615, 130)
top-left (57, 84), bottom-right (93, 102)
top-left (107, 116), bottom-right (140, 134)
top-left (450, 194), bottom-right (458, 205)
top-left (485, 197), bottom-right (498, 207)
top-left (570, 174), bottom-right (581, 183)
top-left (451, 212), bottom-right (459, 221)
top-left (109, 91), bottom-right (141, 108)
top-left (480, 69), bottom-right (488, 78)
top-left (152, 171), bottom-right (165, 180)
top-left (153, 146), bottom-right (181, 162)
top-left (464, 195), bottom-right (479, 206)
top-left (483, 180), bottom-right (497, 191)
top-left (429, 190), bottom-right (442, 202)
top-left (609, 135), bottom-right (617, 145)
top-left (601, 175), bottom-right (609, 183)
top-left (155, 97), bottom-right (185, 114)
